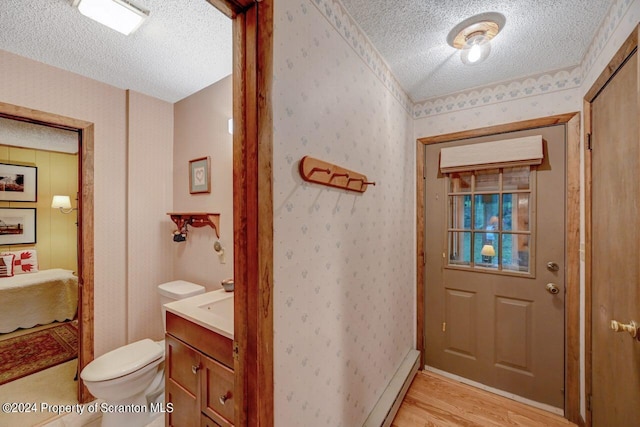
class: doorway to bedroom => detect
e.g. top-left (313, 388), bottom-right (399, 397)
top-left (0, 114), bottom-right (80, 425)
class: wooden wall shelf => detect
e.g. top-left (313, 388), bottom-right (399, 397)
top-left (168, 213), bottom-right (220, 238)
top-left (299, 156), bottom-right (375, 193)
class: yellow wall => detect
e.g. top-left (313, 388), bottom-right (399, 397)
top-left (0, 145), bottom-right (78, 271)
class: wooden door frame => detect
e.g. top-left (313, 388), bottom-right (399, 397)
top-left (583, 25), bottom-right (638, 427)
top-left (416, 112), bottom-right (581, 424)
top-left (206, 0), bottom-right (274, 425)
top-left (0, 102), bottom-right (95, 404)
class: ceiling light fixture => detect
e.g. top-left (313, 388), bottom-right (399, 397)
top-left (73, 0), bottom-right (149, 35)
top-left (447, 13), bottom-right (505, 65)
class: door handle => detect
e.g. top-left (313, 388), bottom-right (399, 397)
top-left (610, 320), bottom-right (638, 338)
top-left (546, 283), bottom-right (560, 295)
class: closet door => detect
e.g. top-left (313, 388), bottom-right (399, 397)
top-left (590, 48), bottom-right (640, 425)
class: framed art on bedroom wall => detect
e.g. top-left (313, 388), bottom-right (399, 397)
top-left (0, 208), bottom-right (36, 245)
top-left (0, 163), bottom-right (37, 202)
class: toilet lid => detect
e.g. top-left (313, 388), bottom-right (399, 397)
top-left (81, 339), bottom-right (164, 382)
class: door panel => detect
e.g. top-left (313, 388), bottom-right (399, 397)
top-left (425, 125), bottom-right (566, 409)
top-left (444, 289), bottom-right (477, 359)
top-left (590, 50), bottom-right (640, 425)
top-left (495, 296), bottom-right (533, 374)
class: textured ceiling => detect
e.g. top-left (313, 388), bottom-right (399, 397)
top-left (0, 1), bottom-right (612, 104)
top-left (340, 0), bottom-right (612, 101)
top-left (0, 0), bottom-right (231, 103)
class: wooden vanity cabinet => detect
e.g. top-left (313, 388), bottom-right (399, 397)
top-left (166, 311), bottom-right (234, 427)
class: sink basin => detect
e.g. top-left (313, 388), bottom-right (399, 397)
top-left (199, 294), bottom-right (234, 318)
top-left (164, 289), bottom-right (234, 338)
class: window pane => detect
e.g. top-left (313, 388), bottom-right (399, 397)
top-left (449, 172), bottom-right (472, 193)
top-left (475, 169), bottom-right (499, 191)
top-left (474, 194), bottom-right (499, 230)
top-left (448, 195), bottom-right (471, 229)
top-left (502, 233), bottom-right (530, 272)
top-left (503, 166), bottom-right (530, 190)
top-left (448, 232), bottom-right (471, 266)
top-left (503, 193), bottom-right (530, 231)
top-left (474, 232), bottom-right (498, 269)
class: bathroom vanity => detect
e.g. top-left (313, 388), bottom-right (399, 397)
top-left (164, 290), bottom-right (235, 427)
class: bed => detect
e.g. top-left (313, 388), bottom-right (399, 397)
top-left (0, 268), bottom-right (78, 333)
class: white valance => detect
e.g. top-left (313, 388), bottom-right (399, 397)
top-left (440, 135), bottom-right (543, 173)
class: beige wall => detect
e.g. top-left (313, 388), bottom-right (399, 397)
top-left (0, 145), bottom-right (77, 271)
top-left (172, 76), bottom-right (233, 290)
top-left (127, 90), bottom-right (174, 342)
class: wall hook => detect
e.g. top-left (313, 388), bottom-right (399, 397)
top-left (299, 156), bottom-right (374, 194)
top-left (310, 167), bottom-right (331, 175)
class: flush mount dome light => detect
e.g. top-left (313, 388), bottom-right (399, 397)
top-left (447, 12), bottom-right (505, 65)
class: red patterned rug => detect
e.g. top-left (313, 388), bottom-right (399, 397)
top-left (0, 322), bottom-right (78, 385)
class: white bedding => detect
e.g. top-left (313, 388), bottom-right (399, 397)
top-left (0, 269), bottom-right (78, 333)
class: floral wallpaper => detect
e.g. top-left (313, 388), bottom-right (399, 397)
top-left (273, 0), bottom-right (415, 425)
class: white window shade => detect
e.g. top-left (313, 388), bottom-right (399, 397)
top-left (440, 135), bottom-right (543, 173)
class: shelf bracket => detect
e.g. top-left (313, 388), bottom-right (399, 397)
top-left (167, 212), bottom-right (220, 238)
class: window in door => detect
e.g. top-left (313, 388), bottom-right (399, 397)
top-left (447, 166), bottom-right (535, 275)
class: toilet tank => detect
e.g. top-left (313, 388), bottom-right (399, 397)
top-left (158, 280), bottom-right (205, 331)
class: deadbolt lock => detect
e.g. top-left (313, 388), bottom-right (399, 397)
top-left (546, 262), bottom-right (560, 272)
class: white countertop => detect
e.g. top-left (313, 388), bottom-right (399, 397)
top-left (164, 289), bottom-right (234, 339)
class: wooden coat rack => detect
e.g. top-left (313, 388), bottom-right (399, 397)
top-left (299, 156), bottom-right (375, 193)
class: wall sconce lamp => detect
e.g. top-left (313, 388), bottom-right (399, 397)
top-left (51, 195), bottom-right (77, 214)
top-left (481, 244), bottom-right (496, 257)
top-left (73, 0), bottom-right (149, 36)
top-left (447, 13), bottom-right (505, 65)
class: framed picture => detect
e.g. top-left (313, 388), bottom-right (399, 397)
top-left (0, 208), bottom-right (36, 245)
top-left (0, 163), bottom-right (37, 202)
top-left (189, 156), bottom-right (211, 194)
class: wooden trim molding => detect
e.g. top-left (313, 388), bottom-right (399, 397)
top-left (583, 99), bottom-right (593, 427)
top-left (205, 0), bottom-right (254, 18)
top-left (0, 101), bottom-right (95, 404)
top-left (226, 0), bottom-right (273, 425)
top-left (416, 112), bottom-right (581, 424)
top-left (564, 113), bottom-right (581, 423)
top-left (584, 27), bottom-right (638, 103)
top-left (415, 141), bottom-right (425, 367)
top-left (256, 2), bottom-right (275, 427)
top-left (417, 113), bottom-right (579, 146)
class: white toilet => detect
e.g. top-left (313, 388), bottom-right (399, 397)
top-left (80, 280), bottom-right (205, 427)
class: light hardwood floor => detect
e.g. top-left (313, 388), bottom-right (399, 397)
top-left (392, 371), bottom-right (576, 427)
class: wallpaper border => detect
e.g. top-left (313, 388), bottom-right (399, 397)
top-left (580, 0), bottom-right (634, 81)
top-left (412, 66), bottom-right (582, 119)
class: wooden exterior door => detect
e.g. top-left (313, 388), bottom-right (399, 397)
top-left (424, 125), bottom-right (567, 410)
top-left (587, 39), bottom-right (640, 425)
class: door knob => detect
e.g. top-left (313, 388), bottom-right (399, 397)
top-left (546, 283), bottom-right (560, 295)
top-left (219, 391), bottom-right (231, 405)
top-left (610, 320), bottom-right (638, 338)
